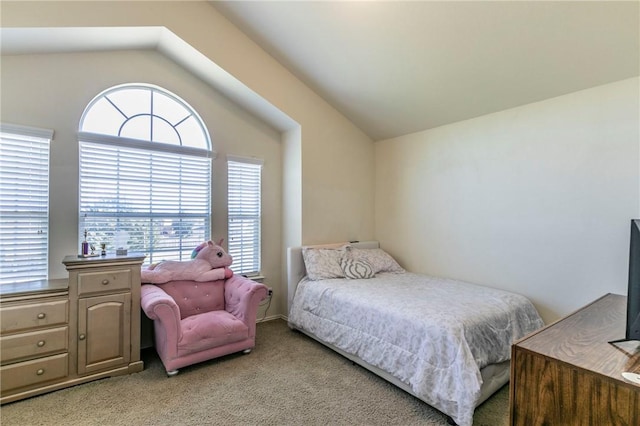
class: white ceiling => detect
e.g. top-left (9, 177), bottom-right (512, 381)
top-left (212, 1), bottom-right (640, 141)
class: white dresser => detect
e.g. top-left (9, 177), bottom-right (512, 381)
top-left (0, 254), bottom-right (145, 404)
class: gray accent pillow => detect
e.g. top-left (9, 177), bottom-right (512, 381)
top-left (346, 247), bottom-right (405, 274)
top-left (341, 258), bottom-right (375, 279)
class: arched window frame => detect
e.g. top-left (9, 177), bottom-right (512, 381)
top-left (78, 84), bottom-right (214, 264)
top-left (79, 83), bottom-right (212, 151)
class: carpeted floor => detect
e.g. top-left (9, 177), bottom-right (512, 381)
top-left (0, 319), bottom-right (509, 426)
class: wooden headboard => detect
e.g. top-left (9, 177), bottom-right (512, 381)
top-left (286, 241), bottom-right (380, 313)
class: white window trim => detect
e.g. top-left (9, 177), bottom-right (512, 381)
top-left (1, 123), bottom-right (54, 141)
top-left (0, 123), bottom-right (53, 285)
top-left (227, 155), bottom-right (263, 276)
top-left (78, 83), bottom-right (214, 264)
top-left (78, 131), bottom-right (216, 159)
top-left (227, 154), bottom-right (264, 166)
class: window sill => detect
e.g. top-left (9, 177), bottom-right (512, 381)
top-left (243, 274), bottom-right (264, 283)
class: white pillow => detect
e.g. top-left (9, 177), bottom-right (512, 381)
top-left (302, 245), bottom-right (348, 280)
top-left (340, 258), bottom-right (375, 279)
top-left (346, 247), bottom-right (405, 274)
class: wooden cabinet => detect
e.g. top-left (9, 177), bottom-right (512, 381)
top-left (510, 293), bottom-right (640, 425)
top-left (0, 254), bottom-right (145, 404)
top-left (63, 254), bottom-right (144, 380)
top-left (77, 292), bottom-right (131, 374)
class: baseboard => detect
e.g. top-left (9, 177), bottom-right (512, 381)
top-left (257, 314), bottom-right (286, 323)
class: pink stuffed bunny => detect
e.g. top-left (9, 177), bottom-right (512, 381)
top-left (141, 239), bottom-right (233, 284)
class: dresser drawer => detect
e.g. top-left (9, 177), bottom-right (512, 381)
top-left (1, 326), bottom-right (68, 364)
top-left (78, 269), bottom-right (131, 296)
top-left (0, 299), bottom-right (68, 334)
top-left (0, 353), bottom-right (68, 393)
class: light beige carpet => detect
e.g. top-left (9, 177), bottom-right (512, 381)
top-left (0, 319), bottom-right (509, 426)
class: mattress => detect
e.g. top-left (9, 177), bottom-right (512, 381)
top-left (288, 272), bottom-right (544, 426)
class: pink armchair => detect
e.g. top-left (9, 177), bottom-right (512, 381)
top-left (140, 275), bottom-right (268, 376)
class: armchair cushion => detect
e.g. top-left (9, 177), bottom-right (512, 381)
top-left (179, 311), bottom-right (248, 356)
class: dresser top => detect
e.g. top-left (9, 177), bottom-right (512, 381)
top-left (516, 293), bottom-right (640, 381)
top-left (62, 253), bottom-right (146, 268)
top-left (0, 278), bottom-right (68, 299)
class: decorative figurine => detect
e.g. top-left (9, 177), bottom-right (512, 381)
top-left (81, 229), bottom-right (89, 256)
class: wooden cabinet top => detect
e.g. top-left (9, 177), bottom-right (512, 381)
top-left (0, 278), bottom-right (68, 299)
top-left (62, 253), bottom-right (145, 269)
top-left (515, 293), bottom-right (640, 383)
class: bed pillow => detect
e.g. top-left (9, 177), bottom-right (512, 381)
top-left (340, 258), bottom-right (375, 279)
top-left (302, 245), bottom-right (348, 280)
top-left (346, 247), bottom-right (405, 274)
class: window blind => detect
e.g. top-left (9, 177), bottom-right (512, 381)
top-left (227, 157), bottom-right (262, 276)
top-left (79, 139), bottom-right (211, 265)
top-left (0, 124), bottom-right (53, 285)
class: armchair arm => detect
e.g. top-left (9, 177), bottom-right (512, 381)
top-left (140, 284), bottom-right (183, 342)
top-left (224, 275), bottom-right (268, 335)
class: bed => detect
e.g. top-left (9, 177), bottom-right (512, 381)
top-left (287, 241), bottom-right (544, 426)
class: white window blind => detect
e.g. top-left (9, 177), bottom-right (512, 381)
top-left (0, 124), bottom-right (53, 285)
top-left (227, 157), bottom-right (262, 276)
top-left (79, 138), bottom-right (211, 264)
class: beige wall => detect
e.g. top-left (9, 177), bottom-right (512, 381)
top-left (1, 1), bottom-right (376, 318)
top-left (5, 1), bottom-right (637, 325)
top-left (0, 50), bottom-right (284, 317)
top-left (375, 78), bottom-right (640, 323)
top-left (0, 0), bottom-right (376, 243)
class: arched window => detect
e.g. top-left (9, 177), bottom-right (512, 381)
top-left (80, 84), bottom-right (210, 149)
top-left (78, 84), bottom-right (213, 264)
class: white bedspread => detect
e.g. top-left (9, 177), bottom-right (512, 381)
top-left (288, 272), bottom-right (544, 426)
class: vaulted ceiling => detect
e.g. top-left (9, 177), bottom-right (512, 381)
top-left (2, 2), bottom-right (638, 141)
top-left (212, 1), bottom-right (639, 140)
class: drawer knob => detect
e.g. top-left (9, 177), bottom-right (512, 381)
top-left (79, 334), bottom-right (86, 340)
top-left (37, 340), bottom-right (46, 347)
top-left (36, 369), bottom-right (45, 375)
top-left (102, 279), bottom-right (110, 285)
top-left (37, 313), bottom-right (46, 319)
